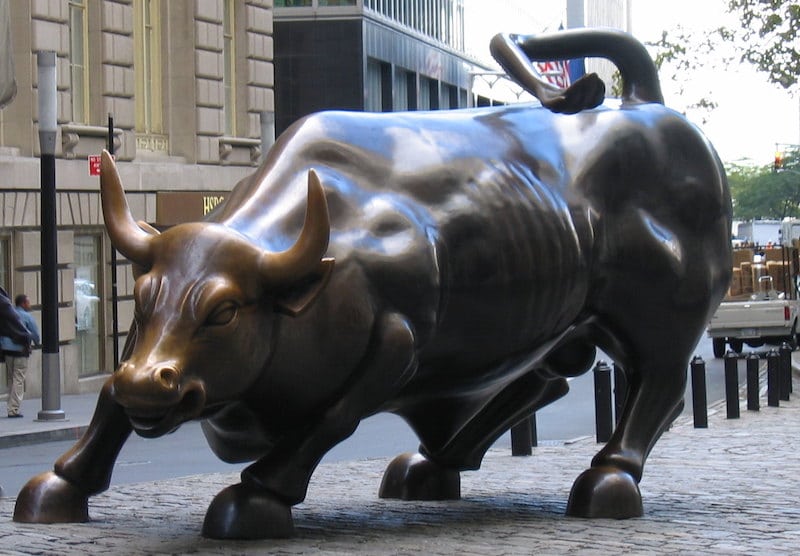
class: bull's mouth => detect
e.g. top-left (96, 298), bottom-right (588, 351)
top-left (123, 385), bottom-right (206, 438)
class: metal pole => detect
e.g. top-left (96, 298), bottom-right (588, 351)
top-left (723, 351), bottom-right (740, 419)
top-left (108, 114), bottom-right (119, 370)
top-left (36, 51), bottom-right (65, 421)
top-left (593, 360), bottom-right (613, 443)
top-left (767, 349), bottom-right (780, 407)
top-left (690, 356), bottom-right (707, 428)
top-left (510, 415), bottom-right (533, 456)
top-left (779, 342), bottom-right (791, 401)
top-left (746, 352), bottom-right (760, 411)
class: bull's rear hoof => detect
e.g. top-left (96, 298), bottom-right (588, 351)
top-left (202, 482), bottom-right (294, 540)
top-left (379, 452), bottom-right (461, 500)
top-left (566, 466), bottom-right (643, 519)
top-left (13, 471), bottom-right (89, 523)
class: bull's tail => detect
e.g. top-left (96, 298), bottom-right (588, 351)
top-left (490, 28), bottom-right (663, 114)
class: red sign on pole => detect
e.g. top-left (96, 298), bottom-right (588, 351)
top-left (88, 154), bottom-right (102, 176)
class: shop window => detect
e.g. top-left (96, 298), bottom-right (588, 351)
top-left (74, 235), bottom-right (104, 377)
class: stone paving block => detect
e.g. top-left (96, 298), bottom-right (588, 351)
top-left (0, 376), bottom-right (797, 554)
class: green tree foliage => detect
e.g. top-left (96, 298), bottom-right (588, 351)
top-left (728, 149), bottom-right (800, 219)
top-left (649, 1), bottom-right (799, 92)
top-left (728, 0), bottom-right (800, 89)
top-left (637, 1), bottom-right (798, 124)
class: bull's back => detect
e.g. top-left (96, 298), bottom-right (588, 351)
top-left (218, 104), bottom-right (728, 368)
top-left (277, 108), bottom-right (596, 365)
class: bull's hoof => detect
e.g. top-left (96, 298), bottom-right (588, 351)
top-left (566, 466), bottom-right (643, 519)
top-left (13, 471), bottom-right (89, 523)
top-left (202, 482), bottom-right (294, 540)
top-left (379, 452), bottom-right (460, 500)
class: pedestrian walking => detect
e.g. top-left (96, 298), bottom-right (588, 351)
top-left (1, 293), bottom-right (39, 418)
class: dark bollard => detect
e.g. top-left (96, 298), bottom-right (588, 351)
top-left (593, 360), bottom-right (613, 443)
top-left (746, 352), bottom-right (760, 411)
top-left (613, 363), bottom-right (628, 425)
top-left (723, 351), bottom-right (740, 419)
top-left (767, 349), bottom-right (780, 407)
top-left (690, 356), bottom-right (708, 428)
top-left (779, 342), bottom-right (791, 401)
top-left (510, 415), bottom-right (534, 456)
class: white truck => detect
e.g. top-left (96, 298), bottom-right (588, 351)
top-left (707, 242), bottom-right (800, 357)
top-left (706, 291), bottom-right (799, 357)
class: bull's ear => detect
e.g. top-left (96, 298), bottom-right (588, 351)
top-left (274, 257), bottom-right (335, 317)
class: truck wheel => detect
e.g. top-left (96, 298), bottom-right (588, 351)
top-left (712, 338), bottom-right (726, 358)
top-left (729, 339), bottom-right (744, 354)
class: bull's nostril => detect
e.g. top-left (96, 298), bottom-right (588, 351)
top-left (153, 366), bottom-right (180, 390)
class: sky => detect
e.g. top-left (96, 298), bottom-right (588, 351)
top-left (464, 0), bottom-right (799, 166)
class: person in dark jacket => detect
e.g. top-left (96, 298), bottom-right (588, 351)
top-left (1, 292), bottom-right (38, 418)
top-left (0, 286), bottom-right (30, 344)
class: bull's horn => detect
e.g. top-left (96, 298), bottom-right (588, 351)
top-left (99, 149), bottom-right (155, 268)
top-left (260, 169), bottom-right (330, 285)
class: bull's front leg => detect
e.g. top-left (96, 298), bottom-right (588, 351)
top-left (13, 377), bottom-right (132, 523)
top-left (201, 312), bottom-right (417, 540)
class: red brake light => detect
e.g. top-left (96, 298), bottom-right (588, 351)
top-left (785, 306), bottom-right (790, 320)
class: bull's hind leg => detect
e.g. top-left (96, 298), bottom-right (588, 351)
top-left (566, 317), bottom-right (700, 518)
top-left (380, 369), bottom-right (570, 501)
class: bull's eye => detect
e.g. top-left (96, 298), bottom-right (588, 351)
top-left (206, 301), bottom-right (238, 326)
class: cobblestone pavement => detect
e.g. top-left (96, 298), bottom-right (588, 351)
top-left (0, 375), bottom-right (797, 555)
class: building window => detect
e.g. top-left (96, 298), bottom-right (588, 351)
top-left (393, 67), bottom-right (409, 111)
top-left (418, 75), bottom-right (430, 110)
top-left (74, 234), bottom-right (104, 377)
top-left (134, 0), bottom-right (164, 137)
top-left (69, 0), bottom-right (89, 124)
top-left (223, 0), bottom-right (237, 136)
top-left (365, 58), bottom-right (382, 112)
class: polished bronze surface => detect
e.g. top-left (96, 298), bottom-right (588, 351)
top-left (14, 29), bottom-right (732, 540)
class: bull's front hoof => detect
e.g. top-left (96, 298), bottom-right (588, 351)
top-left (13, 471), bottom-right (89, 523)
top-left (566, 466), bottom-right (643, 519)
top-left (202, 482), bottom-right (294, 540)
top-left (379, 452), bottom-right (461, 500)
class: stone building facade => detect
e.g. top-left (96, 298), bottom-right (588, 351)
top-left (0, 0), bottom-right (274, 399)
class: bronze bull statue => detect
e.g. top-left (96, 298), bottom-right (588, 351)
top-left (15, 29), bottom-right (731, 540)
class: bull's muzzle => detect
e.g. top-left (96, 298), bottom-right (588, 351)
top-left (112, 361), bottom-right (206, 438)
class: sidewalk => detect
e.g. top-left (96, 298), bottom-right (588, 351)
top-left (0, 361), bottom-right (798, 554)
top-left (0, 392), bottom-right (97, 449)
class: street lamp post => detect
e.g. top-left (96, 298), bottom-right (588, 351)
top-left (37, 51), bottom-right (65, 421)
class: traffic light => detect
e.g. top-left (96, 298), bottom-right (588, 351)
top-left (774, 151), bottom-right (784, 172)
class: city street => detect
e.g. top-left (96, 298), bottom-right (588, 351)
top-left (0, 335), bottom-right (742, 500)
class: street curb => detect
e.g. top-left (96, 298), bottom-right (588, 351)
top-left (0, 425), bottom-right (88, 450)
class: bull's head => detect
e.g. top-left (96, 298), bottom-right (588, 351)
top-left (99, 151), bottom-right (334, 437)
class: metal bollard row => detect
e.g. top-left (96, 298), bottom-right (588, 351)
top-left (510, 344), bottom-right (793, 456)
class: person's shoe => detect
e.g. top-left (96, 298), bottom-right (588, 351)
top-left (7, 414), bottom-right (23, 418)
